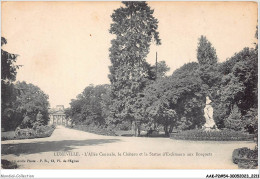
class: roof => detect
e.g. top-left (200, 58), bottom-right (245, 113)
top-left (49, 106), bottom-right (66, 115)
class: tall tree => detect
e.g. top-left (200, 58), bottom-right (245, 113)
top-left (214, 26), bottom-right (258, 130)
top-left (69, 84), bottom-right (110, 127)
top-left (196, 35), bottom-right (220, 93)
top-left (15, 81), bottom-right (50, 128)
top-left (196, 36), bottom-right (222, 128)
top-left (197, 36), bottom-right (217, 65)
top-left (143, 77), bottom-right (177, 136)
top-left (216, 47), bottom-right (258, 130)
top-left (1, 37), bottom-right (20, 130)
top-left (143, 62), bottom-right (205, 135)
top-left (108, 1), bottom-right (161, 135)
top-left (170, 62), bottom-right (205, 130)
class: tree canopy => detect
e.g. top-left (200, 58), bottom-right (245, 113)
top-left (108, 2), bottom-right (161, 127)
top-left (69, 84), bottom-right (110, 126)
top-left (1, 37), bottom-right (20, 130)
top-left (15, 81), bottom-right (50, 128)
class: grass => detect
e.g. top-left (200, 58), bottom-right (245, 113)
top-left (1, 131), bottom-right (16, 140)
top-left (69, 124), bottom-right (167, 137)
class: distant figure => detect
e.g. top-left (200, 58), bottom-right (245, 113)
top-left (203, 96), bottom-right (217, 130)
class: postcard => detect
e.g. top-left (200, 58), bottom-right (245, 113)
top-left (1, 1), bottom-right (258, 177)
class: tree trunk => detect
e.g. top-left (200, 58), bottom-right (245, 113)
top-left (135, 123), bottom-right (138, 137)
top-left (153, 121), bottom-right (157, 130)
top-left (135, 121), bottom-right (141, 137)
top-left (132, 120), bottom-right (140, 137)
top-left (131, 120), bottom-right (135, 136)
top-left (137, 126), bottom-right (140, 136)
top-left (164, 124), bottom-right (169, 137)
top-left (169, 123), bottom-right (174, 134)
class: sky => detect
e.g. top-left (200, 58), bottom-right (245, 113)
top-left (1, 1), bottom-right (258, 108)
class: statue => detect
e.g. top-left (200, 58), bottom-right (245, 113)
top-left (203, 96), bottom-right (217, 130)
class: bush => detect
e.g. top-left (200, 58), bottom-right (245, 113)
top-left (224, 105), bottom-right (244, 131)
top-left (170, 129), bottom-right (254, 141)
top-left (243, 108), bottom-right (258, 134)
top-left (1, 131), bottom-right (16, 141)
top-left (232, 147), bottom-right (258, 169)
top-left (15, 127), bottom-right (36, 138)
top-left (116, 121), bottom-right (131, 131)
top-left (1, 159), bottom-right (18, 169)
top-left (13, 125), bottom-right (55, 139)
top-left (34, 125), bottom-right (56, 138)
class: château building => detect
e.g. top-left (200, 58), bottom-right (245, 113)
top-left (49, 105), bottom-right (70, 126)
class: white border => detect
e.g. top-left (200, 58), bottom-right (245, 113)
top-left (1, 169), bottom-right (259, 178)
top-left (0, 0), bottom-right (259, 178)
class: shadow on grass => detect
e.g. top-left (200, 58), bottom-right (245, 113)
top-left (1, 139), bottom-right (120, 156)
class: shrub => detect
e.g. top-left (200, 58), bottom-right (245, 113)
top-left (19, 116), bottom-right (32, 129)
top-left (1, 131), bottom-right (16, 141)
top-left (34, 125), bottom-right (56, 138)
top-left (117, 121), bottom-right (131, 131)
top-left (15, 127), bottom-right (36, 138)
top-left (1, 159), bottom-right (18, 169)
top-left (224, 105), bottom-right (244, 131)
top-left (13, 125), bottom-right (55, 139)
top-left (243, 108), bottom-right (258, 134)
top-left (232, 147), bottom-right (258, 169)
top-left (170, 129), bottom-right (254, 141)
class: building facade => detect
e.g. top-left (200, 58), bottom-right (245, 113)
top-left (49, 105), bottom-right (70, 126)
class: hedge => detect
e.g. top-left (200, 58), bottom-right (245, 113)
top-left (15, 125), bottom-right (56, 139)
top-left (1, 159), bottom-right (18, 169)
top-left (232, 147), bottom-right (258, 169)
top-left (170, 129), bottom-right (254, 141)
top-left (1, 125), bottom-right (56, 140)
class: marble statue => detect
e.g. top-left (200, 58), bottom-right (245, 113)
top-left (203, 96), bottom-right (217, 130)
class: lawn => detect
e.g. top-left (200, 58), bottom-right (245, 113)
top-left (1, 131), bottom-right (16, 140)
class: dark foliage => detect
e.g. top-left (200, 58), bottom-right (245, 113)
top-left (232, 147), bottom-right (258, 169)
top-left (1, 37), bottom-right (20, 131)
top-left (214, 47), bottom-right (258, 131)
top-left (68, 84), bottom-right (110, 127)
top-left (1, 159), bottom-right (18, 169)
top-left (108, 1), bottom-right (161, 127)
top-left (170, 129), bottom-right (254, 141)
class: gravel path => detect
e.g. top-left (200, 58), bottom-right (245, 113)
top-left (1, 126), bottom-right (256, 169)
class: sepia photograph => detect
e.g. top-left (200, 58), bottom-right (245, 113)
top-left (1, 0), bottom-right (258, 175)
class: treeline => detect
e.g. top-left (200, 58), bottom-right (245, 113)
top-left (67, 2), bottom-right (257, 136)
top-left (68, 35), bottom-right (257, 136)
top-left (1, 37), bottom-right (50, 131)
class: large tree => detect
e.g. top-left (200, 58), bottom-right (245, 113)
top-left (1, 37), bottom-right (20, 130)
top-left (143, 62), bottom-right (205, 135)
top-left (215, 47), bottom-right (258, 131)
top-left (196, 35), bottom-right (220, 94)
top-left (108, 1), bottom-right (161, 135)
top-left (196, 36), bottom-right (223, 128)
top-left (143, 77), bottom-right (177, 136)
top-left (170, 62), bottom-right (205, 130)
top-left (69, 84), bottom-right (110, 127)
top-left (213, 26), bottom-right (258, 131)
top-left (14, 81), bottom-right (50, 128)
